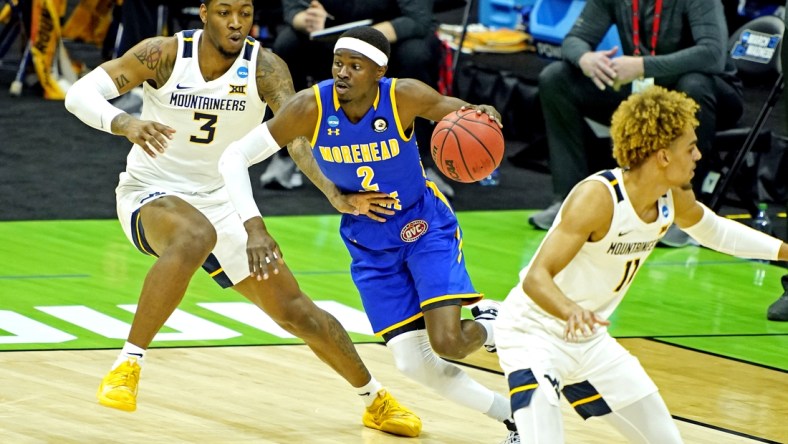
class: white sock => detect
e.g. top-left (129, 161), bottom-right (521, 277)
top-left (477, 319), bottom-right (495, 348)
top-left (485, 392), bottom-right (512, 423)
top-left (356, 377), bottom-right (384, 407)
top-left (112, 342), bottom-right (146, 369)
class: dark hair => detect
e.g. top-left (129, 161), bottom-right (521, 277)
top-left (339, 26), bottom-right (391, 59)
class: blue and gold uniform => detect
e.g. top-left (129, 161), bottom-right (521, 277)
top-left (311, 77), bottom-right (482, 340)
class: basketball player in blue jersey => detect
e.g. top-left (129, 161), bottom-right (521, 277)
top-left (63, 0), bottom-right (423, 437)
top-left (219, 26), bottom-right (520, 443)
top-left (494, 86), bottom-right (788, 443)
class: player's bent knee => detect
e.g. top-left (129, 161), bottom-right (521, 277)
top-left (389, 331), bottom-right (457, 388)
top-left (172, 223), bottom-right (217, 257)
top-left (428, 333), bottom-right (467, 359)
top-left (266, 293), bottom-right (325, 337)
top-left (391, 349), bottom-right (432, 383)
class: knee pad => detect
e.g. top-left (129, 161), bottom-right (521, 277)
top-left (387, 330), bottom-right (498, 414)
top-left (388, 330), bottom-right (460, 385)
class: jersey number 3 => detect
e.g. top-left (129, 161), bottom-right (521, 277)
top-left (190, 112), bottom-right (218, 144)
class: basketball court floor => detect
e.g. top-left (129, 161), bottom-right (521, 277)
top-left (1, 211), bottom-right (786, 443)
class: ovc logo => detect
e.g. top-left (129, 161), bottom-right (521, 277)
top-left (400, 220), bottom-right (428, 243)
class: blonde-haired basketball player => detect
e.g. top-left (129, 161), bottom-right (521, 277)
top-left (495, 86), bottom-right (788, 443)
top-left (63, 0), bottom-right (421, 436)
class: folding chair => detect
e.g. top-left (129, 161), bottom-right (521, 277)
top-left (708, 14), bottom-right (785, 213)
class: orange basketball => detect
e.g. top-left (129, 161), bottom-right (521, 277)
top-left (430, 109), bottom-right (504, 183)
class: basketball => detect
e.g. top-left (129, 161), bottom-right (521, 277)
top-left (430, 109), bottom-right (504, 183)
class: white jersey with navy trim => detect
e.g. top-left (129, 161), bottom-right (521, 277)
top-left (501, 168), bottom-right (675, 339)
top-left (124, 30), bottom-right (267, 193)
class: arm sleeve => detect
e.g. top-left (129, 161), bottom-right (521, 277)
top-left (682, 203), bottom-right (782, 261)
top-left (64, 67), bottom-right (124, 134)
top-left (218, 124), bottom-right (283, 223)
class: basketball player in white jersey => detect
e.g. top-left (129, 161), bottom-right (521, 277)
top-left (63, 0), bottom-right (422, 437)
top-left (495, 86), bottom-right (788, 443)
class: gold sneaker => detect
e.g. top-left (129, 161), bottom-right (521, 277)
top-left (362, 389), bottom-right (422, 437)
top-left (96, 358), bottom-right (141, 412)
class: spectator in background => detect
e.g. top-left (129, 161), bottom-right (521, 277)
top-left (260, 0), bottom-right (455, 198)
top-left (767, 8), bottom-right (788, 322)
top-left (530, 0), bottom-right (743, 248)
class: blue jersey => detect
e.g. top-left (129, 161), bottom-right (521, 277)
top-left (310, 77), bottom-right (426, 211)
top-left (309, 78), bottom-right (482, 339)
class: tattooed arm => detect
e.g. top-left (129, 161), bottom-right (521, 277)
top-left (255, 49), bottom-right (344, 204)
top-left (107, 37), bottom-right (178, 155)
top-left (252, 48), bottom-right (396, 221)
top-left (104, 36), bottom-right (178, 94)
top-left (70, 37), bottom-right (178, 156)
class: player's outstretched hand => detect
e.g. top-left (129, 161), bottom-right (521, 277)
top-left (564, 308), bottom-right (610, 342)
top-left (245, 229), bottom-right (284, 281)
top-left (116, 115), bottom-right (175, 158)
top-left (332, 191), bottom-right (397, 222)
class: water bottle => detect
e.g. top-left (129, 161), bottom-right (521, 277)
top-left (752, 202), bottom-right (772, 265)
top-left (479, 168), bottom-right (501, 187)
top-left (753, 202), bottom-right (772, 235)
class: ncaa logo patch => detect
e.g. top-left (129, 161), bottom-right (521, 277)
top-left (236, 66), bottom-right (248, 79)
top-left (372, 118), bottom-right (388, 132)
top-left (400, 219), bottom-right (428, 243)
top-left (662, 205), bottom-right (669, 217)
top-left (327, 115), bottom-right (340, 127)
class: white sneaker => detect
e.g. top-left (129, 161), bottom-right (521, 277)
top-left (500, 431), bottom-right (520, 444)
top-left (471, 299), bottom-right (500, 352)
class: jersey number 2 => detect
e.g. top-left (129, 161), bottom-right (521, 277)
top-left (357, 166), bottom-right (401, 210)
top-left (190, 112), bottom-right (218, 144)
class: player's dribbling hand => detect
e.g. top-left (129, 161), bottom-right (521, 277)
top-left (117, 115), bottom-right (175, 158)
top-left (333, 191), bottom-right (397, 222)
top-left (461, 105), bottom-right (503, 129)
top-left (563, 308), bottom-right (610, 342)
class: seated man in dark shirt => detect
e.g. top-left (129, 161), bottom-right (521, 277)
top-left (530, 0), bottom-right (743, 248)
top-left (767, 9), bottom-right (788, 323)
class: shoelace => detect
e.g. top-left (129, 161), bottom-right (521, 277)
top-left (374, 397), bottom-right (408, 419)
top-left (106, 365), bottom-right (139, 390)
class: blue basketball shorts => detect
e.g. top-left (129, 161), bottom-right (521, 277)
top-left (339, 184), bottom-right (482, 339)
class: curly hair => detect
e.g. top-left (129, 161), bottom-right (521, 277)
top-left (610, 86), bottom-right (699, 169)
